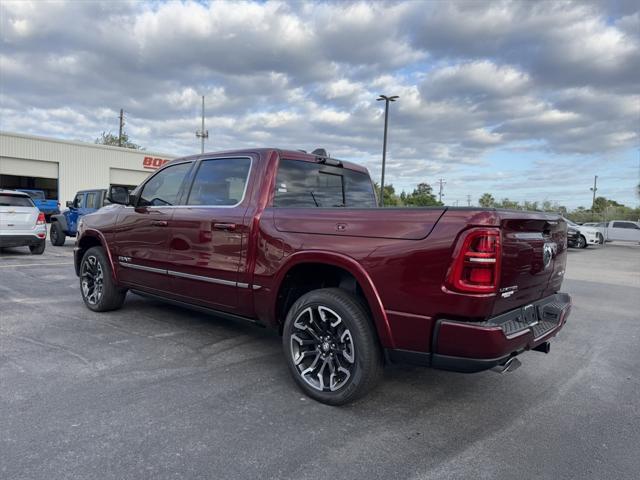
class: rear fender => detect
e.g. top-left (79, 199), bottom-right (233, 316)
top-left (272, 251), bottom-right (395, 348)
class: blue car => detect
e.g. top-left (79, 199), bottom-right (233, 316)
top-left (17, 189), bottom-right (60, 219)
top-left (50, 189), bottom-right (108, 246)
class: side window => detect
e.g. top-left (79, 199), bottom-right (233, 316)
top-left (613, 222), bottom-right (640, 229)
top-left (186, 158), bottom-right (251, 206)
top-left (138, 163), bottom-right (192, 207)
top-left (85, 192), bottom-right (97, 209)
top-left (73, 193), bottom-right (84, 208)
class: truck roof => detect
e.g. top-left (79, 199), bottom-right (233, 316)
top-left (166, 148), bottom-right (369, 174)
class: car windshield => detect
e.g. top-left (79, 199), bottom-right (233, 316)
top-left (563, 217), bottom-right (577, 226)
top-left (0, 194), bottom-right (35, 207)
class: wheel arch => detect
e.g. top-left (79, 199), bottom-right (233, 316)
top-left (272, 251), bottom-right (394, 348)
top-left (75, 230), bottom-right (117, 281)
top-left (50, 213), bottom-right (68, 232)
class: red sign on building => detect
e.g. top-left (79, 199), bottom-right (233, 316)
top-left (143, 156), bottom-right (170, 169)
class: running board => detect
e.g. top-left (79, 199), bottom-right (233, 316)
top-left (129, 289), bottom-right (266, 328)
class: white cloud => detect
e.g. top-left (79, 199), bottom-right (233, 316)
top-left (0, 0), bottom-right (638, 207)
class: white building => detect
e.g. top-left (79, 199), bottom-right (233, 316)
top-left (0, 132), bottom-right (176, 204)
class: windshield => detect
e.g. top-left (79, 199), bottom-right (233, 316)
top-left (563, 217), bottom-right (577, 226)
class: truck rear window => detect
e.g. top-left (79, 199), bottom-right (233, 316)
top-left (274, 159), bottom-right (376, 208)
top-left (22, 191), bottom-right (45, 200)
top-left (0, 194), bottom-right (35, 207)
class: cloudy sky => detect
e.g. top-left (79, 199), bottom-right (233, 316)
top-left (1, 0), bottom-right (638, 208)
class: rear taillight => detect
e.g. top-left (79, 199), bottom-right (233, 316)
top-left (36, 213), bottom-right (46, 225)
top-left (446, 228), bottom-right (501, 294)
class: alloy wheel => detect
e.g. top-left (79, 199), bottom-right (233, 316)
top-left (290, 305), bottom-right (356, 392)
top-left (81, 255), bottom-right (104, 305)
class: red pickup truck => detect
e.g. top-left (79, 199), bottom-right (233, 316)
top-left (74, 148), bottom-right (571, 404)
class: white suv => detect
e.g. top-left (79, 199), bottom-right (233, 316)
top-left (0, 189), bottom-right (47, 254)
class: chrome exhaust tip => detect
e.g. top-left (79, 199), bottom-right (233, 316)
top-left (492, 357), bottom-right (522, 374)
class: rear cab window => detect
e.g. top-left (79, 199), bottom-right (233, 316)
top-left (274, 159), bottom-right (376, 208)
top-left (22, 191), bottom-right (45, 201)
top-left (0, 194), bottom-right (35, 207)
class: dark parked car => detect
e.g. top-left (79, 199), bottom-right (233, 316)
top-left (74, 148), bottom-right (571, 404)
top-left (567, 226), bottom-right (581, 248)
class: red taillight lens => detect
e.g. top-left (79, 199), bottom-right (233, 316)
top-left (36, 213), bottom-right (46, 225)
top-left (446, 228), bottom-right (501, 294)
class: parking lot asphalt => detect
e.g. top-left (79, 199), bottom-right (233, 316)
top-left (1, 239), bottom-right (639, 480)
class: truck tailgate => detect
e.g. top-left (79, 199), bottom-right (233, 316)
top-left (493, 212), bottom-right (567, 316)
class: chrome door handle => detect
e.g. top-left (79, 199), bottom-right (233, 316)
top-left (151, 220), bottom-right (168, 227)
top-left (213, 223), bottom-right (236, 231)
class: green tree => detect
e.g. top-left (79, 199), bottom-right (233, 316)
top-left (405, 183), bottom-right (442, 207)
top-left (373, 183), bottom-right (401, 206)
top-left (495, 198), bottom-right (520, 209)
top-left (95, 131), bottom-right (143, 150)
top-left (478, 193), bottom-right (495, 207)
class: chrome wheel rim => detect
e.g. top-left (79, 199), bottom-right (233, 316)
top-left (81, 255), bottom-right (104, 305)
top-left (290, 305), bottom-right (355, 392)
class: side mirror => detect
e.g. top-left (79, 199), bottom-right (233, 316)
top-left (66, 200), bottom-right (74, 208)
top-left (107, 185), bottom-right (130, 205)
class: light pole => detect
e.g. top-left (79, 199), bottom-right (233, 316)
top-left (377, 94), bottom-right (398, 207)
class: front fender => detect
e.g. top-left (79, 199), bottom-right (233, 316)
top-left (270, 250), bottom-right (395, 348)
top-left (75, 229), bottom-right (118, 282)
top-left (51, 214), bottom-right (69, 233)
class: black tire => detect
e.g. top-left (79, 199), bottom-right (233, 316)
top-left (578, 235), bottom-right (587, 249)
top-left (29, 240), bottom-right (45, 255)
top-left (282, 288), bottom-right (382, 405)
top-left (50, 221), bottom-right (65, 246)
top-left (597, 233), bottom-right (604, 245)
top-left (80, 246), bottom-right (126, 312)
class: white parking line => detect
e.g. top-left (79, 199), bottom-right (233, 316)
top-left (0, 262), bottom-right (71, 268)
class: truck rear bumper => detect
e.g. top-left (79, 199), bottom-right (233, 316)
top-left (386, 293), bottom-right (571, 373)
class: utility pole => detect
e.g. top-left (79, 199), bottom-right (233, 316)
top-left (437, 178), bottom-right (446, 204)
top-left (466, 194), bottom-right (472, 206)
top-left (195, 95), bottom-right (208, 154)
top-left (376, 94), bottom-right (399, 207)
top-left (118, 109), bottom-right (124, 147)
top-left (590, 175), bottom-right (598, 209)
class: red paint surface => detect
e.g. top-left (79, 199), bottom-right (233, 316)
top-left (76, 148), bottom-right (569, 356)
